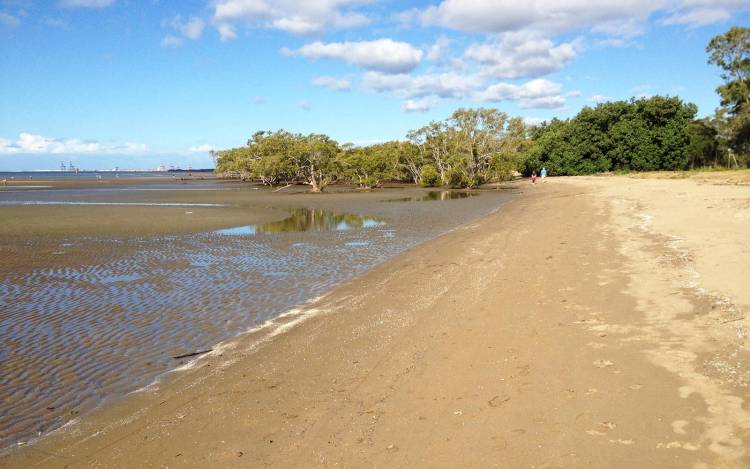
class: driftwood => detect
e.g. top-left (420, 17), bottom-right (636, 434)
top-left (721, 316), bottom-right (745, 324)
top-left (273, 184), bottom-right (293, 192)
top-left (173, 349), bottom-right (213, 359)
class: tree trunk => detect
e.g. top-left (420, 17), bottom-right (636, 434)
top-left (309, 163), bottom-right (321, 192)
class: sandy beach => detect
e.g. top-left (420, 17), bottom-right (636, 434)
top-left (3, 174), bottom-right (749, 468)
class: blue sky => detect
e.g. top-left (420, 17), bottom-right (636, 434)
top-left (1, 0), bottom-right (749, 171)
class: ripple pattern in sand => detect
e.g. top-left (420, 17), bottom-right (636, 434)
top-left (0, 225), bottom-right (402, 448)
top-left (0, 191), bottom-right (514, 450)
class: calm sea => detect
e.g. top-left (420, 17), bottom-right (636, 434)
top-left (0, 171), bottom-right (212, 180)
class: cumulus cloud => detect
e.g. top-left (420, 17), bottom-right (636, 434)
top-left (362, 70), bottom-right (484, 100)
top-left (162, 16), bottom-right (205, 47)
top-left (287, 39), bottom-right (424, 74)
top-left (217, 23), bottom-right (237, 41)
top-left (407, 0), bottom-right (749, 36)
top-left (590, 94), bottom-right (615, 103)
top-left (482, 79), bottom-right (566, 109)
top-left (465, 31), bottom-right (583, 79)
top-left (312, 76), bottom-right (351, 91)
top-left (176, 16), bottom-right (205, 40)
top-left (426, 36), bottom-right (452, 62)
top-left (401, 97), bottom-right (438, 112)
top-left (212, 0), bottom-right (370, 36)
top-left (60, 0), bottom-right (114, 8)
top-left (0, 133), bottom-right (147, 155)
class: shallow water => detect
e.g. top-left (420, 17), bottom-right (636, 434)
top-left (382, 190), bottom-right (479, 202)
top-left (0, 183), bottom-right (514, 451)
top-left (0, 201), bottom-right (228, 207)
top-left (215, 209), bottom-right (384, 236)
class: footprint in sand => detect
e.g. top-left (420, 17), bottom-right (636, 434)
top-left (628, 384), bottom-right (643, 390)
top-left (488, 395), bottom-right (511, 408)
top-left (586, 342), bottom-right (606, 349)
top-left (609, 439), bottom-right (635, 445)
top-left (586, 422), bottom-right (617, 437)
top-left (671, 420), bottom-right (689, 435)
top-left (656, 441), bottom-right (700, 451)
top-left (593, 359), bottom-right (614, 368)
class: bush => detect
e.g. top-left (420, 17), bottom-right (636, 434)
top-left (446, 168), bottom-right (470, 188)
top-left (419, 165), bottom-right (440, 187)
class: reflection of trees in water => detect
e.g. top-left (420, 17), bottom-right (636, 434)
top-left (381, 191), bottom-right (480, 203)
top-left (421, 191), bottom-right (475, 201)
top-left (256, 208), bottom-right (380, 234)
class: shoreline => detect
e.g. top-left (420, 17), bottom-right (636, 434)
top-left (0, 183), bottom-right (517, 455)
top-left (4, 176), bottom-right (749, 467)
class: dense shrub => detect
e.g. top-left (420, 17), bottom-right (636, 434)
top-left (419, 165), bottom-right (440, 187)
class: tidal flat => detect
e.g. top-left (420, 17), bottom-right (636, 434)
top-left (0, 177), bottom-right (516, 451)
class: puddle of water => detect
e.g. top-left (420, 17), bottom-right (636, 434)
top-left (345, 241), bottom-right (370, 247)
top-left (214, 208), bottom-right (385, 236)
top-left (381, 191), bottom-right (479, 202)
top-left (0, 201), bottom-right (228, 207)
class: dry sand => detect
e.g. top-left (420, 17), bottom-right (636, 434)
top-left (3, 174), bottom-right (749, 467)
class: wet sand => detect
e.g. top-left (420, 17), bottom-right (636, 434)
top-left (0, 179), bottom-right (515, 451)
top-left (3, 174), bottom-right (750, 467)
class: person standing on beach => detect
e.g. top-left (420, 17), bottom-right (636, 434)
top-left (541, 167), bottom-right (547, 182)
top-left (531, 171), bottom-right (537, 184)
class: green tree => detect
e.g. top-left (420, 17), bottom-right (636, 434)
top-left (686, 119), bottom-right (720, 168)
top-left (291, 133), bottom-right (340, 192)
top-left (526, 97), bottom-right (697, 175)
top-left (707, 26), bottom-right (750, 160)
top-left (339, 141), bottom-right (402, 188)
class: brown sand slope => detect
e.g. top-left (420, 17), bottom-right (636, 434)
top-left (4, 177), bottom-right (749, 467)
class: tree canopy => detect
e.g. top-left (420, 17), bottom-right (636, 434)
top-left (707, 26), bottom-right (750, 160)
top-left (524, 96), bottom-right (697, 175)
top-left (214, 26), bottom-right (750, 190)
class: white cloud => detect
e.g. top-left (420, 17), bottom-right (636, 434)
top-left (590, 95), bottom-right (615, 103)
top-left (362, 70), bottom-right (484, 99)
top-left (401, 97), bottom-right (439, 113)
top-left (60, 0), bottom-right (114, 8)
top-left (312, 76), bottom-right (351, 91)
top-left (161, 35), bottom-right (183, 48)
top-left (0, 12), bottom-right (19, 27)
top-left (523, 117), bottom-right (547, 127)
top-left (465, 31), bottom-right (583, 79)
top-left (217, 23), bottom-right (237, 41)
top-left (162, 16), bottom-right (205, 46)
top-left (426, 36), bottom-right (451, 62)
top-left (177, 17), bottom-right (205, 40)
top-left (288, 39), bottom-right (424, 74)
top-left (212, 0), bottom-right (370, 36)
top-left (0, 133), bottom-right (147, 155)
top-left (483, 79), bottom-right (566, 109)
top-left (407, 0), bottom-right (749, 36)
top-left (297, 100), bottom-right (312, 111)
top-left (661, 8), bottom-right (731, 27)
top-left (188, 144), bottom-right (216, 153)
